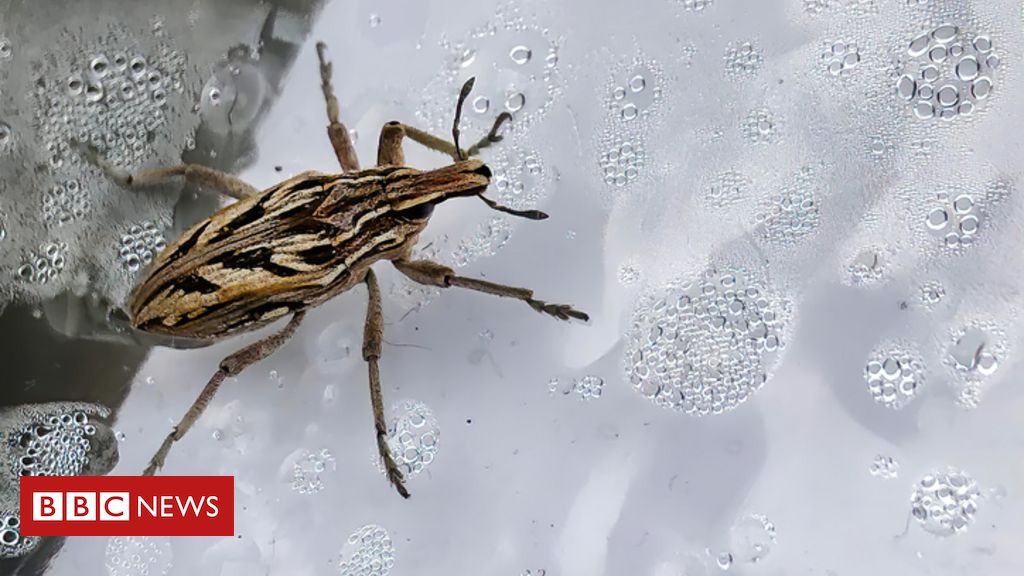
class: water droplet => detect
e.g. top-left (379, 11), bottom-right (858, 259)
top-left (509, 45), bottom-right (532, 65)
top-left (908, 33), bottom-right (930, 57)
top-left (971, 77), bottom-right (992, 99)
top-left (505, 92), bottom-right (525, 113)
top-left (368, 13), bottom-right (381, 28)
top-left (956, 56), bottom-right (980, 81)
top-left (896, 75), bottom-right (917, 100)
top-left (729, 514), bottom-right (776, 564)
top-left (471, 95), bottom-right (489, 114)
top-left (932, 24), bottom-right (958, 43)
top-left (90, 54), bottom-right (110, 77)
top-left (936, 85), bottom-right (959, 108)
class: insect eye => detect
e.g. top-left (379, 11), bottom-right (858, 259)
top-left (397, 202), bottom-right (435, 221)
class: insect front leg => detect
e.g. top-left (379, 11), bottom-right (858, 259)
top-left (142, 311), bottom-right (306, 476)
top-left (385, 113), bottom-right (512, 162)
top-left (316, 41), bottom-right (360, 172)
top-left (361, 268), bottom-right (411, 498)
top-left (74, 141), bottom-right (260, 200)
top-left (377, 78), bottom-right (512, 164)
top-left (392, 258), bottom-right (589, 322)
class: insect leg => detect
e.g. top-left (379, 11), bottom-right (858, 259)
top-left (362, 268), bottom-right (411, 498)
top-left (142, 311), bottom-right (306, 476)
top-left (392, 259), bottom-right (589, 322)
top-left (396, 109), bottom-right (512, 162)
top-left (384, 79), bottom-right (511, 161)
top-left (376, 122), bottom-right (406, 167)
top-left (465, 112), bottom-right (512, 156)
top-left (316, 41), bottom-right (360, 172)
top-left (74, 141), bottom-right (259, 200)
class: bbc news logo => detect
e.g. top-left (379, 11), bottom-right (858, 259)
top-left (20, 476), bottom-right (233, 536)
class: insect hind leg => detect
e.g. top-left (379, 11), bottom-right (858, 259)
top-left (361, 268), bottom-right (410, 498)
top-left (142, 311), bottom-right (306, 476)
top-left (73, 140), bottom-right (259, 200)
top-left (316, 41), bottom-right (360, 172)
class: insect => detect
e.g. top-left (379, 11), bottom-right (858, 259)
top-left (75, 41), bottom-right (588, 498)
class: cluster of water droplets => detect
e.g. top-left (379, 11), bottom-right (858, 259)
top-left (675, 0), bottom-right (714, 11)
top-left (16, 241), bottom-right (68, 285)
top-left (822, 40), bottom-right (862, 76)
top-left (919, 280), bottom-right (945, 308)
top-left (910, 468), bottom-right (980, 536)
top-left (598, 54), bottom-right (662, 189)
top-left (802, 0), bottom-right (830, 15)
top-left (846, 246), bottom-right (890, 286)
top-left (742, 107), bottom-right (780, 144)
top-left (724, 42), bottom-right (763, 77)
top-left (703, 170), bottom-right (751, 209)
top-left (105, 535), bottom-right (173, 576)
top-left (624, 267), bottom-right (788, 415)
top-left (8, 409), bottom-right (97, 478)
top-left (923, 189), bottom-right (984, 252)
top-left (945, 321), bottom-right (1003, 408)
top-left (864, 341), bottom-right (924, 409)
top-left (489, 146), bottom-right (547, 211)
top-left (0, 404), bottom-right (110, 558)
top-left (289, 448), bottom-right (337, 495)
top-left (869, 455), bottom-right (900, 479)
top-left (33, 30), bottom-right (188, 172)
top-left (42, 178), bottom-right (91, 227)
top-left (754, 167), bottom-right (820, 247)
top-left (119, 221), bottom-right (167, 272)
top-left (598, 131), bottom-right (647, 188)
top-left (450, 216), bottom-right (512, 268)
top-left (895, 24), bottom-right (999, 121)
top-left (379, 400), bottom-right (440, 478)
top-left (548, 375), bottom-right (605, 400)
top-left (421, 3), bottom-right (561, 135)
top-left (606, 60), bottom-right (664, 124)
top-left (727, 514), bottom-right (777, 565)
top-left (617, 263), bottom-right (641, 285)
top-left (0, 512), bottom-right (32, 559)
top-left (338, 524), bottom-right (395, 576)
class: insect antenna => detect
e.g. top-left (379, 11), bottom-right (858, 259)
top-left (479, 194), bottom-right (549, 220)
top-left (452, 77), bottom-right (475, 161)
top-left (451, 78), bottom-right (548, 220)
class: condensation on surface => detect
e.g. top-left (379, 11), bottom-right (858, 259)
top-left (6, 0), bottom-right (1024, 574)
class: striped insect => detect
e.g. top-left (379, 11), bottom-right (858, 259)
top-left (75, 41), bottom-right (588, 498)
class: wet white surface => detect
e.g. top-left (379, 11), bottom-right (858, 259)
top-left (36, 0), bottom-right (1024, 574)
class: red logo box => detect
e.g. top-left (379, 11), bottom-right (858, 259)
top-left (20, 476), bottom-right (233, 536)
